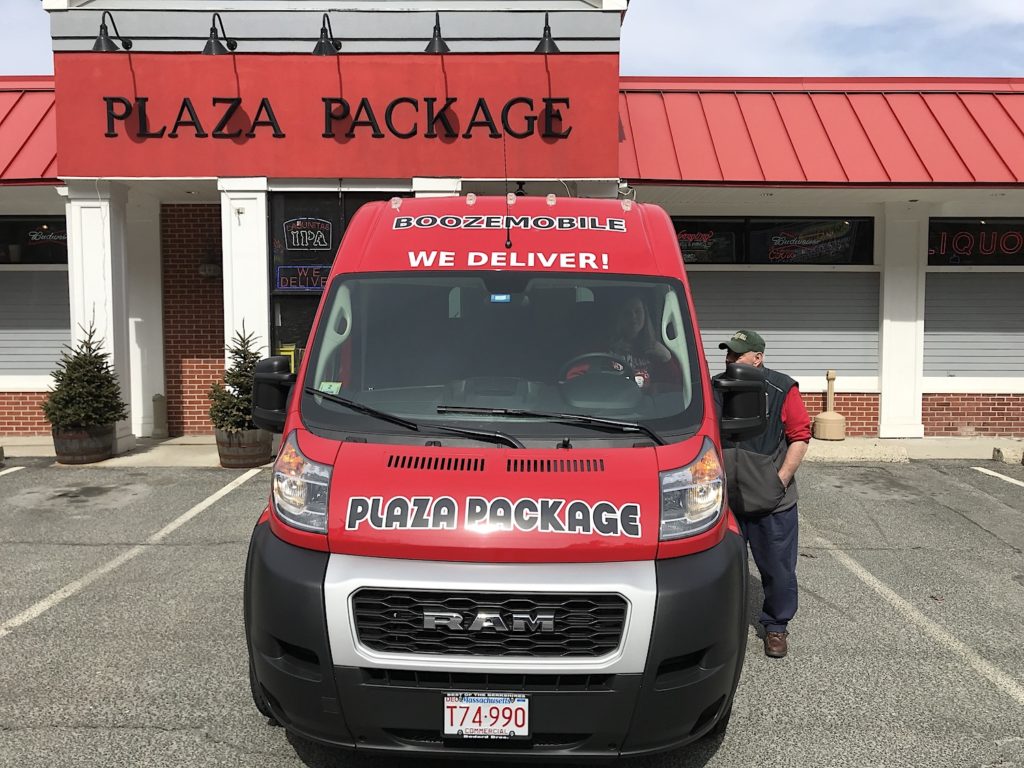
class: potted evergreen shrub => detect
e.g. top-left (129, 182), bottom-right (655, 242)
top-left (42, 325), bottom-right (129, 465)
top-left (209, 327), bottom-right (273, 468)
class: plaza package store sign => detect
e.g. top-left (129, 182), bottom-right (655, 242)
top-left (53, 53), bottom-right (619, 179)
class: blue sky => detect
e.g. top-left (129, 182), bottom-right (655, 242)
top-left (4, 0), bottom-right (1024, 77)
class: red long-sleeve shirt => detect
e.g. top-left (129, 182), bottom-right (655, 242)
top-left (782, 387), bottom-right (812, 443)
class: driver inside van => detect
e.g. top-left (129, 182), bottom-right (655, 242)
top-left (565, 294), bottom-right (676, 391)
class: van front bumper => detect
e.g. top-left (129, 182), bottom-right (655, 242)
top-left (244, 521), bottom-right (747, 759)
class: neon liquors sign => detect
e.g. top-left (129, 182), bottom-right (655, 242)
top-left (928, 219), bottom-right (1024, 266)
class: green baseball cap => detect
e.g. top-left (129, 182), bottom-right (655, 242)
top-left (719, 329), bottom-right (765, 354)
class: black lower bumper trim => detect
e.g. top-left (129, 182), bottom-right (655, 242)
top-left (245, 522), bottom-right (747, 760)
top-left (244, 521), bottom-right (355, 746)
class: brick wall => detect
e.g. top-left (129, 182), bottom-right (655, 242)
top-left (0, 392), bottom-right (50, 436)
top-left (923, 394), bottom-right (1024, 437)
top-left (801, 392), bottom-right (880, 437)
top-left (162, 204), bottom-right (224, 436)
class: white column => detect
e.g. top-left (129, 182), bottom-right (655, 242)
top-left (878, 201), bottom-right (928, 438)
top-left (125, 188), bottom-right (164, 438)
top-left (62, 180), bottom-right (136, 453)
top-left (219, 178), bottom-right (270, 360)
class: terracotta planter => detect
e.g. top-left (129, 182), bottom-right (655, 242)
top-left (52, 424), bottom-right (115, 465)
top-left (215, 428), bottom-right (273, 469)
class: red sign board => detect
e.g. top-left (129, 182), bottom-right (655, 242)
top-left (53, 53), bottom-right (618, 179)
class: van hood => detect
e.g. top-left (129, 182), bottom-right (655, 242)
top-left (326, 442), bottom-right (661, 563)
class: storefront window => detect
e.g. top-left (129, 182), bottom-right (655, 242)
top-left (268, 192), bottom-right (402, 370)
top-left (672, 217), bottom-right (874, 265)
top-left (0, 217), bottom-right (68, 264)
top-left (0, 216), bottom-right (71, 377)
top-left (928, 219), bottom-right (1024, 266)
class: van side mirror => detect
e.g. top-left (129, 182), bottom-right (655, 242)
top-left (713, 363), bottom-right (768, 441)
top-left (252, 356), bottom-right (296, 434)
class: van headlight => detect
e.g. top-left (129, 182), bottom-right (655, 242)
top-left (272, 432), bottom-right (331, 533)
top-left (659, 438), bottom-right (724, 540)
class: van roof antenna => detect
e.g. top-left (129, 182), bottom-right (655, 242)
top-left (502, 132), bottom-right (513, 248)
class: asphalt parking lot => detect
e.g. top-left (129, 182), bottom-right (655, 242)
top-left (1, 458), bottom-right (1023, 768)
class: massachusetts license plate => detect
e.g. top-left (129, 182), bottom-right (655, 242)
top-left (443, 692), bottom-right (530, 739)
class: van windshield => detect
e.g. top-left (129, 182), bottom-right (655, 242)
top-left (300, 272), bottom-right (704, 443)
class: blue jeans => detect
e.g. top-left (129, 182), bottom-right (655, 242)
top-left (738, 503), bottom-right (799, 633)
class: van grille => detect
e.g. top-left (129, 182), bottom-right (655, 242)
top-left (506, 458), bottom-right (605, 473)
top-left (352, 589), bottom-right (627, 657)
top-left (387, 455), bottom-right (485, 471)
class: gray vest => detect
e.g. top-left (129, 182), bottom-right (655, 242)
top-left (721, 368), bottom-right (799, 517)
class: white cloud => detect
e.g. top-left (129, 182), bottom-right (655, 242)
top-left (620, 0), bottom-right (1024, 77)
top-left (1, 0), bottom-right (52, 75)
top-left (2, 0), bottom-right (1023, 79)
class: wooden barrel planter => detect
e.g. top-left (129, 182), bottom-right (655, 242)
top-left (52, 424), bottom-right (115, 465)
top-left (215, 428), bottom-right (273, 469)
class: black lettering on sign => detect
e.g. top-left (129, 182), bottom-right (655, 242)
top-left (501, 97), bottom-right (537, 139)
top-left (135, 97), bottom-right (167, 138)
top-left (104, 96), bottom-right (133, 137)
top-left (346, 97), bottom-right (385, 139)
top-left (385, 97), bottom-right (419, 139)
top-left (425, 97), bottom-right (458, 139)
top-left (212, 97), bottom-right (244, 139)
top-left (462, 97), bottom-right (501, 139)
top-left (246, 97), bottom-right (285, 138)
top-left (541, 97), bottom-right (572, 138)
top-left (322, 97), bottom-right (350, 138)
top-left (102, 94), bottom-right (575, 142)
top-left (168, 98), bottom-right (208, 139)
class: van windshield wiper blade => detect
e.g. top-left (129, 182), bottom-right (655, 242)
top-left (305, 387), bottom-right (420, 430)
top-left (304, 388), bottom-right (523, 448)
top-left (436, 405), bottom-right (666, 446)
top-left (424, 424), bottom-right (525, 449)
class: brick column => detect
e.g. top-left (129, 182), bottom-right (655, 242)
top-left (161, 204), bottom-right (224, 436)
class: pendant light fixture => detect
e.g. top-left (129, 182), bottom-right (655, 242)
top-left (313, 13), bottom-right (342, 56)
top-left (535, 12), bottom-right (560, 54)
top-left (202, 13), bottom-right (237, 55)
top-left (92, 11), bottom-right (132, 52)
top-left (424, 12), bottom-right (450, 54)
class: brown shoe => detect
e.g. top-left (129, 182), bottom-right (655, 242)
top-left (764, 631), bottom-right (789, 658)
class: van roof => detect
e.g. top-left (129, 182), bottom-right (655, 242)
top-left (336, 195), bottom-right (680, 278)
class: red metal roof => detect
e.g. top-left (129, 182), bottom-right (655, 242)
top-left (4, 75), bottom-right (1024, 187)
top-left (619, 77), bottom-right (1024, 185)
top-left (0, 77), bottom-right (57, 185)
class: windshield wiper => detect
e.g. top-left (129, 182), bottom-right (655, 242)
top-left (426, 424), bottom-right (524, 449)
top-left (305, 387), bottom-right (420, 430)
top-left (436, 406), bottom-right (667, 446)
top-left (304, 388), bottom-right (524, 448)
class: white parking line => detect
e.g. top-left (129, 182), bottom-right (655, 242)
top-left (972, 466), bottom-right (1024, 489)
top-left (810, 531), bottom-right (1024, 708)
top-left (0, 466), bottom-right (26, 478)
top-left (0, 468), bottom-right (262, 640)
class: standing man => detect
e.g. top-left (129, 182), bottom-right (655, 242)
top-left (719, 330), bottom-right (811, 658)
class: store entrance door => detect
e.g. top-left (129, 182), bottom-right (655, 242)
top-left (269, 192), bottom-right (401, 372)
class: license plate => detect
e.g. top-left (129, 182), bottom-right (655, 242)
top-left (443, 692), bottom-right (529, 740)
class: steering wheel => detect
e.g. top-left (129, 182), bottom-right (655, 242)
top-left (559, 352), bottom-right (635, 382)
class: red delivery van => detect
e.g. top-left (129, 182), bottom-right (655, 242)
top-left (244, 194), bottom-right (767, 759)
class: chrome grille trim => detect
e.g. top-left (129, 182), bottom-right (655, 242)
top-left (324, 555), bottom-right (656, 675)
